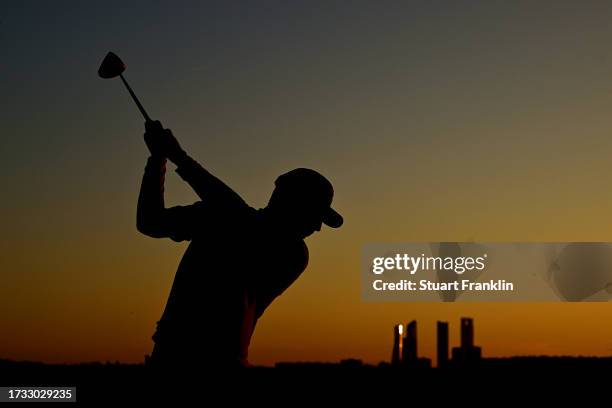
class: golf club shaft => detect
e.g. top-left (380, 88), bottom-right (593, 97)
top-left (119, 74), bottom-right (151, 122)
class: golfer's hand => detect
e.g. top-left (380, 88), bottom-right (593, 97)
top-left (144, 120), bottom-right (186, 163)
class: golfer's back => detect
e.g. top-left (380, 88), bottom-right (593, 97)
top-left (148, 203), bottom-right (308, 369)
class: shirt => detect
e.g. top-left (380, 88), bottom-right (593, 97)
top-left (137, 155), bottom-right (309, 367)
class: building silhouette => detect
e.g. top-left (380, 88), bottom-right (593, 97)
top-left (391, 324), bottom-right (402, 366)
top-left (402, 320), bottom-right (417, 364)
top-left (451, 317), bottom-right (482, 364)
top-left (390, 320), bottom-right (430, 368)
top-left (461, 317), bottom-right (473, 348)
top-left (391, 317), bottom-right (480, 368)
top-left (437, 321), bottom-right (449, 368)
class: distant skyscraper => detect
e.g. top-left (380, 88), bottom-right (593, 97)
top-left (452, 317), bottom-right (481, 365)
top-left (461, 317), bottom-right (474, 349)
top-left (437, 321), bottom-right (449, 368)
top-left (392, 324), bottom-right (403, 366)
top-left (403, 320), bottom-right (417, 363)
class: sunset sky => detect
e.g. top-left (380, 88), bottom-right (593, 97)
top-left (4, 1), bottom-right (612, 366)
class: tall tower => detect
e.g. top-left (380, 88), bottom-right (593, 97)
top-left (460, 317), bottom-right (474, 349)
top-left (403, 320), bottom-right (417, 363)
top-left (391, 324), bottom-right (403, 365)
top-left (437, 321), bottom-right (449, 368)
top-left (452, 317), bottom-right (481, 364)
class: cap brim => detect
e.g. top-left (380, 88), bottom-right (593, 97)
top-left (322, 207), bottom-right (343, 228)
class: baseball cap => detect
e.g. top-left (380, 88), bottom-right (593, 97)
top-left (274, 168), bottom-right (343, 228)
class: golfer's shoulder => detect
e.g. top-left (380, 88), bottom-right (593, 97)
top-left (283, 239), bottom-right (309, 272)
top-left (281, 240), bottom-right (309, 289)
top-left (196, 193), bottom-right (251, 212)
top-left (187, 198), bottom-right (252, 224)
top-left (297, 240), bottom-right (309, 271)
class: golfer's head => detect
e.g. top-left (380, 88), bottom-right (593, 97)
top-left (268, 168), bottom-right (343, 238)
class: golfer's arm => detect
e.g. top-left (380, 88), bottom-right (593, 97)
top-left (173, 153), bottom-right (245, 206)
top-left (136, 156), bottom-right (171, 238)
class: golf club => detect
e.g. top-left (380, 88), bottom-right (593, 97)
top-left (98, 51), bottom-right (152, 122)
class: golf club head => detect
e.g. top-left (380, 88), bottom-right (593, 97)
top-left (98, 52), bottom-right (126, 79)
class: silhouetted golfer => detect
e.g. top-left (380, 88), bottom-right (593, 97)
top-left (137, 121), bottom-right (343, 369)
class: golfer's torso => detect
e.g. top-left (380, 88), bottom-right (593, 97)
top-left (156, 207), bottom-right (307, 362)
